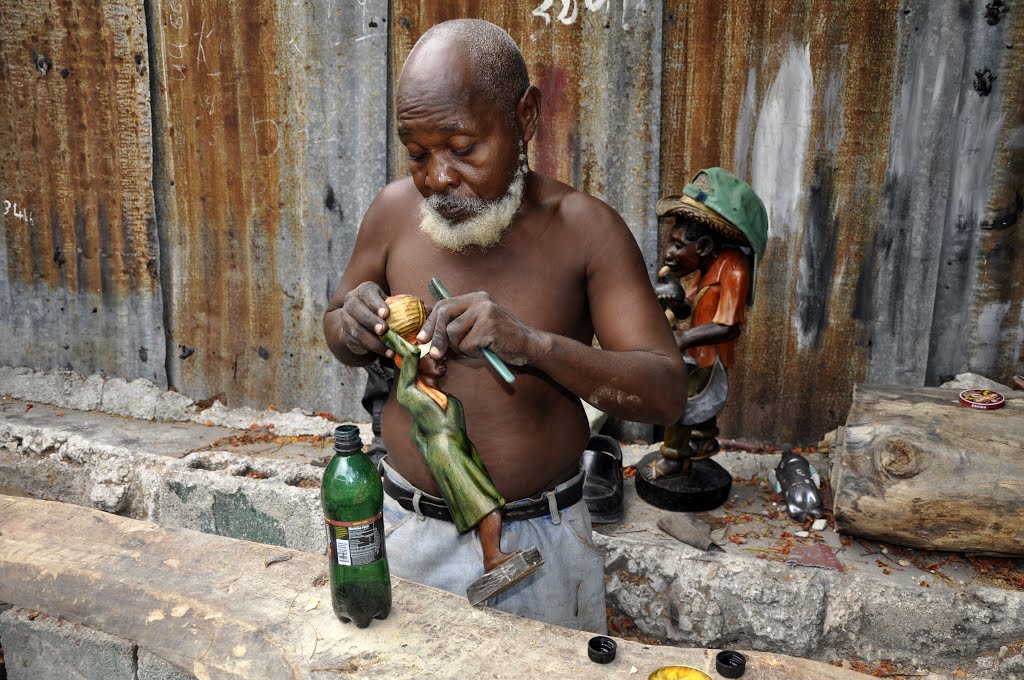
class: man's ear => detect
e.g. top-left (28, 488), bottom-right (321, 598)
top-left (696, 234), bottom-right (716, 258)
top-left (517, 86), bottom-right (541, 143)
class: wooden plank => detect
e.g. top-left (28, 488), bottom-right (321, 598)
top-left (0, 495), bottom-right (872, 679)
top-left (831, 385), bottom-right (1024, 556)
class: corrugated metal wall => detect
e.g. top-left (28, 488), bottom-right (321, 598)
top-left (0, 0), bottom-right (164, 385)
top-left (1, 1), bottom-right (1021, 443)
top-left (662, 0), bottom-right (904, 440)
top-left (146, 0), bottom-right (388, 412)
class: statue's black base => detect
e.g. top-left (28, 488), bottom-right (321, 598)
top-left (635, 452), bottom-right (732, 512)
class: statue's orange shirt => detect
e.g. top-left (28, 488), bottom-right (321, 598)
top-left (685, 248), bottom-right (750, 369)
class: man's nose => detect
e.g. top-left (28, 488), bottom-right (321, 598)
top-left (425, 155), bottom-right (457, 193)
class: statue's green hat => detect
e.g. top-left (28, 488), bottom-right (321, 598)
top-left (655, 167), bottom-right (769, 303)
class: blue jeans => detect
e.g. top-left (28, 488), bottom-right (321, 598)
top-left (380, 459), bottom-right (607, 633)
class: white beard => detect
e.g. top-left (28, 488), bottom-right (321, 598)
top-left (419, 164), bottom-right (527, 253)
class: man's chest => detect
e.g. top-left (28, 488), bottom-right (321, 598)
top-left (385, 234), bottom-right (590, 337)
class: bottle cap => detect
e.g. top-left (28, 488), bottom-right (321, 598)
top-left (716, 650), bottom-right (746, 678)
top-left (587, 636), bottom-right (616, 664)
top-left (958, 389), bottom-right (1005, 410)
top-left (333, 424), bottom-right (364, 454)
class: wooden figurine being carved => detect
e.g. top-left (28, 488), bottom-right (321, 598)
top-left (638, 168), bottom-right (767, 511)
top-left (379, 294), bottom-right (542, 604)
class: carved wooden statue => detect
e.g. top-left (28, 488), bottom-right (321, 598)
top-left (637, 168), bottom-right (768, 511)
top-left (379, 294), bottom-right (542, 604)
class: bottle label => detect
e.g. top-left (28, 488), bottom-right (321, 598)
top-left (325, 514), bottom-right (385, 567)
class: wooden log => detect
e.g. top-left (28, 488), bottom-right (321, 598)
top-left (831, 385), bottom-right (1024, 556)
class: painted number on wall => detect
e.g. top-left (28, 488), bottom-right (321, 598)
top-left (2, 201), bottom-right (35, 227)
top-left (532, 0), bottom-right (609, 26)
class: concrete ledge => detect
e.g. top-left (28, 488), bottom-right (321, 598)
top-left (1, 608), bottom-right (137, 680)
top-left (0, 366), bottom-right (341, 436)
top-left (156, 452), bottom-right (324, 551)
top-left (0, 496), bottom-right (874, 680)
top-left (138, 651), bottom-right (194, 680)
top-left (3, 368), bottom-right (1022, 677)
top-left (0, 394), bottom-right (339, 556)
top-left (599, 449), bottom-right (1024, 678)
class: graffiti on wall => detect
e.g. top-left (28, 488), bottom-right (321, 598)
top-left (2, 201), bottom-right (35, 228)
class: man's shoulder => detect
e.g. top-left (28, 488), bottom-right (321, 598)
top-left (361, 177), bottom-right (420, 233)
top-left (373, 176), bottom-right (421, 207)
top-left (531, 174), bottom-right (626, 234)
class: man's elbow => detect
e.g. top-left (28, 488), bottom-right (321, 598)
top-left (653, 391), bottom-right (687, 426)
top-left (652, 358), bottom-right (688, 425)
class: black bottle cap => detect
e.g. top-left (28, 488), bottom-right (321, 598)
top-left (716, 650), bottom-right (746, 678)
top-left (587, 636), bottom-right (616, 664)
top-left (333, 424), bottom-right (363, 455)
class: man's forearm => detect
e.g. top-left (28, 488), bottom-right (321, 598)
top-left (528, 332), bottom-right (686, 425)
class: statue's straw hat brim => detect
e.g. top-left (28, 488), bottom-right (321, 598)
top-left (656, 194), bottom-right (750, 246)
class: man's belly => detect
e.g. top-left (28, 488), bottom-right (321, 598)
top-left (381, 365), bottom-right (591, 501)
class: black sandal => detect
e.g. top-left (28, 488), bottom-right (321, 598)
top-left (581, 434), bottom-right (624, 524)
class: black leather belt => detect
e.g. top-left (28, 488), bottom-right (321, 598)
top-left (382, 471), bottom-right (584, 523)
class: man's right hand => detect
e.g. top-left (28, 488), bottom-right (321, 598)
top-left (333, 282), bottom-right (393, 359)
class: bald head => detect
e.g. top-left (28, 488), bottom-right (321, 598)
top-left (402, 19), bottom-right (530, 123)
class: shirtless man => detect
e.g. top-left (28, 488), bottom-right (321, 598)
top-left (323, 19), bottom-right (686, 632)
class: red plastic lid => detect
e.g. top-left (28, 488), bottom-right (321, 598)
top-left (958, 389), bottom-right (1005, 410)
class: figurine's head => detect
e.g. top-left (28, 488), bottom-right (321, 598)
top-left (657, 168), bottom-right (768, 300)
top-left (397, 20), bottom-right (541, 252)
top-left (662, 219), bottom-right (722, 278)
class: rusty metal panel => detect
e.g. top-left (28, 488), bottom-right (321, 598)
top-left (661, 0), bottom-right (1022, 445)
top-left (148, 0), bottom-right (388, 415)
top-left (727, 0), bottom-right (901, 444)
top-left (388, 1), bottom-right (1024, 445)
top-left (389, 0), bottom-right (664, 271)
top-left (4, 0), bottom-right (1017, 447)
top-left (875, 2), bottom-right (1024, 389)
top-left (0, 0), bottom-right (164, 384)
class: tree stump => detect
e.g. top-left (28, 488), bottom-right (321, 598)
top-left (831, 384), bottom-right (1024, 557)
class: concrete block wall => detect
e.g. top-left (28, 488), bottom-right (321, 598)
top-left (0, 367), bottom-right (338, 436)
top-left (0, 608), bottom-right (192, 680)
top-left (153, 452), bottom-right (324, 552)
top-left (0, 416), bottom-right (330, 555)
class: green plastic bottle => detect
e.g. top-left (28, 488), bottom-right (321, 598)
top-left (320, 424), bottom-right (391, 628)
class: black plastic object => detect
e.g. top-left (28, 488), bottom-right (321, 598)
top-left (774, 450), bottom-right (824, 520)
top-left (716, 650), bottom-right (746, 678)
top-left (635, 452), bottom-right (732, 512)
top-left (587, 636), bottom-right (617, 664)
top-left (582, 434), bottom-right (624, 523)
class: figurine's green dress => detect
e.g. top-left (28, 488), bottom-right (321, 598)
top-left (381, 330), bottom-right (504, 534)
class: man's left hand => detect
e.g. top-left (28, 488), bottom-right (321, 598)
top-left (415, 292), bottom-right (543, 366)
